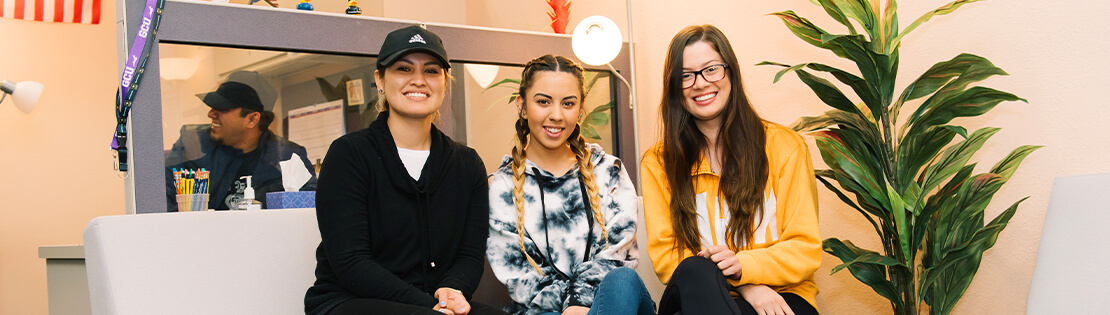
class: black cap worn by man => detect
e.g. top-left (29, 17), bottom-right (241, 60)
top-left (201, 81), bottom-right (265, 112)
top-left (377, 25), bottom-right (451, 69)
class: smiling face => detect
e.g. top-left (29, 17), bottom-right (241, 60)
top-left (208, 107), bottom-right (259, 151)
top-left (374, 52), bottom-right (447, 120)
top-left (520, 71), bottom-right (583, 154)
top-left (681, 40), bottom-right (732, 127)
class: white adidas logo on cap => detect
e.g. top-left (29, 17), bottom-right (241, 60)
top-left (409, 34), bottom-right (426, 44)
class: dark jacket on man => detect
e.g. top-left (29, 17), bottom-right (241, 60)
top-left (304, 112), bottom-right (489, 315)
top-left (165, 126), bottom-right (317, 211)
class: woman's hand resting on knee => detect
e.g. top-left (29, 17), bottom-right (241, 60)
top-left (698, 245), bottom-right (742, 280)
top-left (433, 287), bottom-right (470, 315)
top-left (562, 305), bottom-right (589, 315)
top-left (738, 284), bottom-right (794, 315)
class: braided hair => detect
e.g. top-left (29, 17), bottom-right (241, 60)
top-left (511, 55), bottom-right (608, 274)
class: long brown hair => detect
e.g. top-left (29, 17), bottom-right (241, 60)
top-left (659, 25), bottom-right (768, 254)
top-left (511, 55), bottom-right (607, 274)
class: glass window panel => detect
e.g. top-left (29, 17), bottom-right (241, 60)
top-left (463, 63), bottom-right (616, 173)
top-left (159, 43), bottom-right (377, 211)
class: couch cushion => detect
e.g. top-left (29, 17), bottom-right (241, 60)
top-left (83, 209), bottom-right (319, 315)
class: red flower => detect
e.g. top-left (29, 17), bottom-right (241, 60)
top-left (547, 0), bottom-right (571, 34)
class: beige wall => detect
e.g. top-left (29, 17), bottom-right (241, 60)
top-left (0, 4), bottom-right (122, 315)
top-left (2, 0), bottom-right (1107, 314)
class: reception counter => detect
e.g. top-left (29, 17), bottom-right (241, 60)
top-left (39, 245), bottom-right (90, 315)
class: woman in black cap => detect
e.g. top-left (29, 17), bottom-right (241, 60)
top-left (305, 25), bottom-right (504, 315)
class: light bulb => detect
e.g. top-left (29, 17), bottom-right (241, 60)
top-left (572, 16), bottom-right (623, 66)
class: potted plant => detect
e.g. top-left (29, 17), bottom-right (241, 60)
top-left (759, 1), bottom-right (1040, 314)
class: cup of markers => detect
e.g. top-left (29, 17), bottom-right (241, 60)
top-left (174, 168), bottom-right (210, 212)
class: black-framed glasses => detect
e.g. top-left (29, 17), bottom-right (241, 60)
top-left (681, 64), bottom-right (728, 89)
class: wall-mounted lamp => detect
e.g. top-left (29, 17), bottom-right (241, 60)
top-left (160, 57), bottom-right (201, 81)
top-left (464, 63), bottom-right (500, 89)
top-left (1, 79), bottom-right (44, 114)
top-left (572, 15), bottom-right (633, 109)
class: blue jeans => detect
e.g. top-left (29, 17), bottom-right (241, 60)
top-left (539, 267), bottom-right (656, 315)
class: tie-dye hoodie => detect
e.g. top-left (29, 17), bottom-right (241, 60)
top-left (487, 143), bottom-right (639, 315)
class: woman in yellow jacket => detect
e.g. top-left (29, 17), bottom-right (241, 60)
top-left (641, 24), bottom-right (822, 315)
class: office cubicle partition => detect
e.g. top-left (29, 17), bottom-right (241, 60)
top-left (117, 0), bottom-right (635, 213)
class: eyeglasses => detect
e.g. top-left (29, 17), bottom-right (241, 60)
top-left (681, 64), bottom-right (728, 89)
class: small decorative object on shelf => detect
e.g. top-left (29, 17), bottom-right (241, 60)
top-left (296, 0), bottom-right (313, 11)
top-left (248, 0), bottom-right (278, 7)
top-left (345, 0), bottom-right (362, 15)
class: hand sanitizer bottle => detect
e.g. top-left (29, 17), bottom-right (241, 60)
top-left (237, 175), bottom-right (263, 211)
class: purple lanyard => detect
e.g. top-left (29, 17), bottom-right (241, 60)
top-left (112, 0), bottom-right (165, 172)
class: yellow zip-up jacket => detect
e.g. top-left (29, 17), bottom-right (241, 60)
top-left (641, 122), bottom-right (822, 308)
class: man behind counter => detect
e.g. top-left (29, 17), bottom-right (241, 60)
top-left (165, 79), bottom-right (317, 211)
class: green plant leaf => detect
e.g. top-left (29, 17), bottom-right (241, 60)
top-left (806, 63), bottom-right (881, 115)
top-left (880, 0), bottom-right (900, 54)
top-left (762, 61), bottom-right (882, 115)
top-left (772, 63), bottom-right (810, 84)
top-left (893, 53), bottom-right (1004, 122)
top-left (898, 126), bottom-right (956, 189)
top-left (990, 145), bottom-right (1043, 181)
top-left (484, 78), bottom-right (521, 92)
top-left (584, 111), bottom-right (610, 127)
top-left (832, 0), bottom-right (878, 43)
top-left (814, 0), bottom-right (858, 35)
top-left (816, 172), bottom-right (885, 237)
top-left (825, 167), bottom-right (891, 221)
top-left (921, 127), bottom-right (1000, 194)
top-left (894, 0), bottom-right (984, 49)
top-left (910, 61), bottom-right (1012, 128)
top-left (822, 34), bottom-right (896, 115)
top-left (917, 163), bottom-right (976, 265)
top-left (886, 182), bottom-right (912, 262)
top-left (824, 238), bottom-right (902, 305)
top-left (581, 124), bottom-right (600, 140)
top-left (940, 125), bottom-right (968, 139)
top-left (795, 70), bottom-right (863, 115)
top-left (769, 11), bottom-right (848, 58)
top-left (831, 250), bottom-right (903, 274)
top-left (943, 174), bottom-right (1004, 247)
top-left (920, 196), bottom-right (1026, 312)
top-left (791, 109), bottom-right (882, 150)
top-left (582, 71), bottom-right (604, 98)
top-left (814, 131), bottom-right (889, 210)
top-left (905, 87), bottom-right (1023, 139)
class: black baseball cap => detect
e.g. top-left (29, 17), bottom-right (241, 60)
top-left (201, 81), bottom-right (265, 112)
top-left (377, 25), bottom-right (450, 69)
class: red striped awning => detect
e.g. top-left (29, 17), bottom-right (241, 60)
top-left (1, 0), bottom-right (101, 24)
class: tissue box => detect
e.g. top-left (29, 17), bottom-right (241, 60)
top-left (265, 191), bottom-right (316, 209)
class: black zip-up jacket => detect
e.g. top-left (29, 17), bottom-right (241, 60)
top-left (305, 112), bottom-right (489, 315)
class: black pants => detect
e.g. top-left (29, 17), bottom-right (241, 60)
top-left (329, 298), bottom-right (508, 315)
top-left (658, 256), bottom-right (818, 315)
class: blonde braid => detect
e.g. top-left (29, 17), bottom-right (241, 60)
top-left (568, 125), bottom-right (608, 249)
top-left (511, 118), bottom-right (545, 275)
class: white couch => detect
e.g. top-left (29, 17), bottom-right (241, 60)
top-left (1026, 173), bottom-right (1110, 314)
top-left (83, 209), bottom-right (321, 315)
top-left (83, 201), bottom-right (666, 314)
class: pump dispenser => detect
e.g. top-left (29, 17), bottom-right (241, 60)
top-left (237, 175), bottom-right (263, 210)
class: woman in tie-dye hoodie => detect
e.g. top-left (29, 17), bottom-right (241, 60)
top-left (486, 55), bottom-right (654, 315)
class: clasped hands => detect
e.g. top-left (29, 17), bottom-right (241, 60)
top-left (433, 287), bottom-right (470, 315)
